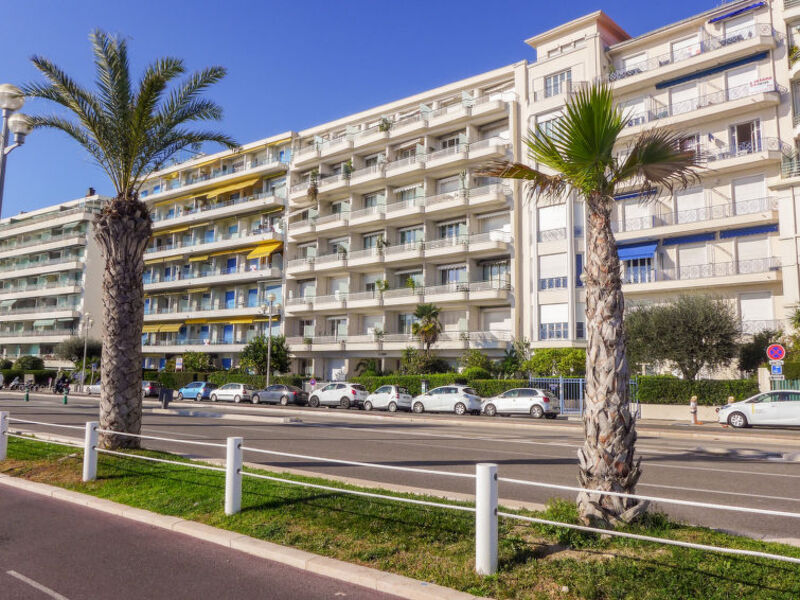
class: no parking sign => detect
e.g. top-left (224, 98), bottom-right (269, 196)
top-left (766, 344), bottom-right (785, 361)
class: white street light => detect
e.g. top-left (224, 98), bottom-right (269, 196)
top-left (0, 83), bottom-right (33, 217)
top-left (81, 313), bottom-right (93, 391)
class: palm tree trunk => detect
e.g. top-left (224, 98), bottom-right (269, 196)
top-left (93, 196), bottom-right (152, 449)
top-left (577, 194), bottom-right (644, 527)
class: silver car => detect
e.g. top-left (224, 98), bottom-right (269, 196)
top-left (363, 385), bottom-right (413, 412)
top-left (482, 388), bottom-right (560, 419)
top-left (411, 385), bottom-right (482, 415)
top-left (209, 383), bottom-right (255, 403)
top-left (717, 390), bottom-right (800, 428)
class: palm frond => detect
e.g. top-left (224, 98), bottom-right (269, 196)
top-left (477, 160), bottom-right (567, 203)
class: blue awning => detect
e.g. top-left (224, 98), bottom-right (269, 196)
top-left (617, 241), bottom-right (658, 261)
top-left (655, 52), bottom-right (769, 89)
top-left (708, 2), bottom-right (766, 23)
top-left (662, 232), bottom-right (715, 246)
top-left (613, 189), bottom-right (657, 201)
top-left (719, 224), bottom-right (778, 239)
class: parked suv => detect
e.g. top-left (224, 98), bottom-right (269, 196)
top-left (363, 385), bottom-right (413, 412)
top-left (308, 382), bottom-right (369, 409)
top-left (412, 385), bottom-right (482, 415)
top-left (482, 388), bottom-right (559, 419)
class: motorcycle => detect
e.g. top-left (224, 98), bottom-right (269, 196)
top-left (53, 381), bottom-right (70, 394)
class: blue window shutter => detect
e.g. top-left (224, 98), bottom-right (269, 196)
top-left (617, 241), bottom-right (658, 260)
top-left (655, 51), bottom-right (769, 89)
top-left (719, 224), bottom-right (778, 239)
top-left (576, 253), bottom-right (584, 287)
top-left (662, 232), bottom-right (715, 246)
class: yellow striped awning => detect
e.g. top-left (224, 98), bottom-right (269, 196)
top-left (208, 249), bottom-right (234, 257)
top-left (246, 241), bottom-right (283, 260)
top-left (158, 323), bottom-right (183, 333)
top-left (188, 157), bottom-right (219, 170)
top-left (267, 137), bottom-right (292, 147)
top-left (164, 226), bottom-right (190, 234)
top-left (254, 316), bottom-right (281, 322)
top-left (188, 222), bottom-right (211, 229)
top-left (188, 255), bottom-right (210, 263)
top-left (163, 255), bottom-right (185, 262)
top-left (153, 195), bottom-right (192, 208)
top-left (185, 318), bottom-right (208, 324)
top-left (187, 287), bottom-right (210, 293)
top-left (206, 177), bottom-right (260, 198)
top-left (227, 317), bottom-right (255, 325)
top-left (141, 324), bottom-right (161, 333)
top-left (144, 257), bottom-right (164, 265)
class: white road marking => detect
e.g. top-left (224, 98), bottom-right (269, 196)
top-left (6, 570), bottom-right (71, 600)
top-left (639, 482), bottom-right (800, 503)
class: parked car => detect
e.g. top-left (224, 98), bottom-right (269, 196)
top-left (210, 383), bottom-right (256, 403)
top-left (482, 388), bottom-right (560, 419)
top-left (363, 385), bottom-right (413, 412)
top-left (307, 382), bottom-right (369, 409)
top-left (717, 390), bottom-right (800, 428)
top-left (176, 381), bottom-right (217, 401)
top-left (252, 384), bottom-right (308, 406)
top-left (142, 380), bottom-right (161, 397)
top-left (412, 385), bottom-right (482, 415)
top-left (84, 381), bottom-right (102, 395)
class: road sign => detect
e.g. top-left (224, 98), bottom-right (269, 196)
top-left (766, 344), bottom-right (786, 361)
top-left (175, 357), bottom-right (183, 372)
top-left (771, 363), bottom-right (783, 376)
top-left (771, 374), bottom-right (786, 381)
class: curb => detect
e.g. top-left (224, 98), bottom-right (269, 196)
top-left (0, 473), bottom-right (488, 600)
top-left (149, 408), bottom-right (302, 425)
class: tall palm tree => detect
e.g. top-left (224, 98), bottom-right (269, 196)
top-left (482, 84), bottom-right (701, 526)
top-left (23, 31), bottom-right (237, 449)
top-left (412, 303), bottom-right (443, 358)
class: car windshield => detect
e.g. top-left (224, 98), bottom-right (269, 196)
top-left (463, 388), bottom-right (477, 396)
top-left (398, 387), bottom-right (409, 395)
top-left (352, 385), bottom-right (366, 391)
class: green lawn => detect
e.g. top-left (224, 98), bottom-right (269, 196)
top-left (3, 436), bottom-right (800, 600)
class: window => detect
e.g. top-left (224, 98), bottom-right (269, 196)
top-left (437, 176), bottom-right (461, 194)
top-left (671, 34), bottom-right (700, 62)
top-left (670, 82), bottom-right (697, 115)
top-left (537, 109), bottom-right (562, 137)
top-left (732, 175), bottom-right (765, 213)
top-left (737, 235), bottom-right (768, 261)
top-left (539, 303), bottom-right (569, 339)
top-left (675, 188), bottom-right (706, 223)
top-left (724, 14), bottom-right (754, 41)
top-left (398, 227), bottom-right (423, 245)
top-left (624, 258), bottom-right (653, 284)
top-left (538, 204), bottom-right (567, 234)
top-left (679, 134), bottom-right (700, 154)
top-left (362, 233), bottom-right (381, 249)
top-left (397, 270), bottom-right (423, 288)
top-left (726, 64), bottom-right (758, 98)
top-left (622, 52), bottom-right (647, 72)
top-left (398, 313), bottom-right (416, 334)
top-left (621, 97), bottom-right (646, 126)
top-left (623, 198), bottom-right (653, 231)
top-left (438, 220), bottom-right (466, 239)
top-left (544, 69), bottom-right (571, 98)
top-left (539, 253), bottom-right (568, 289)
top-left (395, 186), bottom-right (421, 203)
top-left (363, 193), bottom-right (380, 208)
top-left (481, 261), bottom-right (509, 282)
top-left (678, 244), bottom-right (708, 279)
top-left (440, 135), bottom-right (460, 150)
top-left (730, 120), bottom-right (761, 154)
top-left (740, 292), bottom-right (773, 329)
top-left (439, 265), bottom-right (467, 284)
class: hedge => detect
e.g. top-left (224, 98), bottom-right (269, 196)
top-left (637, 375), bottom-right (759, 406)
top-left (351, 375), bottom-right (530, 397)
top-left (782, 362), bottom-right (800, 380)
top-left (1, 369), bottom-right (58, 385)
top-left (143, 370), bottom-right (303, 390)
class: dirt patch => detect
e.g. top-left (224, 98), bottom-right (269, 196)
top-left (1, 456), bottom-right (82, 486)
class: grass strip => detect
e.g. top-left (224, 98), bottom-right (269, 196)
top-left (3, 435), bottom-right (800, 600)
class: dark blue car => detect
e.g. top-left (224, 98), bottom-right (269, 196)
top-left (176, 381), bottom-right (217, 401)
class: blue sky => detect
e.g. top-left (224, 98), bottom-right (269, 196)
top-left (1, 0), bottom-right (711, 216)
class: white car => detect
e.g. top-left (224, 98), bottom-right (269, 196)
top-left (209, 383), bottom-right (255, 403)
top-left (482, 388), bottom-right (560, 419)
top-left (84, 381), bottom-right (102, 395)
top-left (717, 390), bottom-right (800, 428)
top-left (412, 385), bottom-right (482, 415)
top-left (308, 382), bottom-right (369, 409)
top-left (363, 385), bottom-right (413, 412)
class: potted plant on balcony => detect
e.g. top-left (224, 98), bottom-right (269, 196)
top-left (343, 159), bottom-right (354, 180)
top-left (307, 169), bottom-right (319, 203)
top-left (405, 276), bottom-right (420, 295)
top-left (372, 328), bottom-right (385, 343)
top-left (375, 279), bottom-right (389, 297)
top-left (376, 235), bottom-right (388, 253)
top-left (378, 117), bottom-right (393, 132)
top-left (302, 336), bottom-right (313, 346)
top-left (337, 245), bottom-right (348, 260)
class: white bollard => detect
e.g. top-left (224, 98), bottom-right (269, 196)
top-left (83, 421), bottom-right (98, 482)
top-left (475, 462), bottom-right (498, 575)
top-left (225, 436), bottom-right (243, 515)
top-left (0, 412), bottom-right (8, 461)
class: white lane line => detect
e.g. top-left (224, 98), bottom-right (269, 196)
top-left (6, 570), bottom-right (71, 600)
top-left (141, 428), bottom-right (208, 439)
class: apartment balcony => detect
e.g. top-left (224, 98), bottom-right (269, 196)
top-left (608, 24), bottom-right (779, 91)
top-left (427, 102), bottom-right (471, 128)
top-left (425, 145), bottom-right (469, 170)
top-left (346, 247), bottom-right (383, 268)
top-left (390, 113), bottom-right (428, 138)
top-left (468, 184), bottom-right (511, 209)
top-left (348, 205), bottom-right (386, 229)
top-left (143, 266), bottom-right (281, 293)
top-left (382, 287), bottom-right (425, 307)
top-left (293, 144), bottom-right (320, 168)
top-left (353, 126), bottom-right (390, 149)
top-left (385, 154), bottom-right (426, 178)
top-left (621, 81), bottom-right (784, 138)
top-left (151, 192), bottom-right (285, 231)
top-left (467, 231), bottom-right (513, 256)
top-left (284, 295), bottom-right (314, 314)
top-left (786, 0), bottom-right (800, 22)
top-left (349, 164), bottom-right (385, 188)
top-left (0, 283), bottom-right (82, 301)
top-left (0, 233), bottom-right (87, 260)
top-left (385, 197), bottom-right (425, 222)
top-left (309, 293), bottom-right (348, 312)
top-left (613, 196), bottom-right (777, 239)
top-left (0, 328), bottom-right (75, 344)
top-left (141, 338), bottom-right (248, 354)
top-left (285, 257), bottom-right (315, 277)
top-left (0, 258), bottom-right (84, 281)
top-left (317, 172), bottom-right (350, 195)
top-left (741, 319), bottom-right (785, 334)
top-left (425, 190), bottom-right (468, 217)
top-left (312, 251), bottom-right (348, 273)
top-left (287, 330), bottom-right (511, 354)
top-left (286, 218), bottom-right (316, 240)
top-left (0, 305), bottom-right (80, 323)
top-left (624, 257), bottom-right (781, 293)
top-left (346, 290), bottom-right (384, 309)
top-left (144, 159), bottom-right (288, 203)
top-left (319, 136), bottom-right (354, 159)
top-left (289, 180), bottom-right (315, 204)
top-left (0, 204), bottom-right (100, 241)
top-left (467, 137), bottom-right (510, 161)
top-left (143, 302), bottom-right (275, 323)
top-left (470, 94), bottom-right (512, 120)
top-left (379, 280), bottom-right (511, 307)
top-left (144, 229), bottom-right (281, 261)
top-left (314, 212), bottom-right (349, 233)
top-left (699, 137), bottom-right (787, 174)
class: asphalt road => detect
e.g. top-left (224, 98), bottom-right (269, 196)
top-left (0, 485), bottom-right (401, 600)
top-left (3, 392), bottom-right (800, 543)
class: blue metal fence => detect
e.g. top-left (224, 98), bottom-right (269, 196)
top-left (529, 376), bottom-right (640, 417)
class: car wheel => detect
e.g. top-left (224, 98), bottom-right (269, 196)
top-left (412, 402), bottom-right (424, 414)
top-left (177, 392), bottom-right (184, 401)
top-left (340, 397), bottom-right (351, 409)
top-left (364, 400), bottom-right (373, 411)
top-left (309, 396), bottom-right (320, 408)
top-left (454, 402), bottom-right (466, 415)
top-left (210, 394), bottom-right (218, 403)
top-left (484, 403), bottom-right (497, 417)
top-left (728, 411), bottom-right (748, 428)
top-left (280, 395), bottom-right (289, 406)
top-left (233, 395), bottom-right (242, 404)
top-left (388, 401), bottom-right (397, 413)
top-left (530, 405), bottom-right (544, 419)
top-left (251, 394), bottom-right (260, 405)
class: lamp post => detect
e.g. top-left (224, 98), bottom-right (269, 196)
top-left (81, 313), bottom-right (93, 392)
top-left (0, 84), bottom-right (34, 217)
top-left (261, 293), bottom-right (280, 388)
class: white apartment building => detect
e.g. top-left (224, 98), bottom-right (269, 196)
top-left (0, 194), bottom-right (104, 368)
top-left (138, 135), bottom-right (292, 370)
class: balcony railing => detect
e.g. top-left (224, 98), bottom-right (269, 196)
top-left (386, 153), bottom-right (427, 173)
top-left (348, 205), bottom-right (385, 220)
top-left (741, 319), bottom-right (785, 334)
top-left (292, 280), bottom-right (510, 307)
top-left (539, 276), bottom-right (568, 290)
top-left (0, 303), bottom-right (81, 316)
top-left (287, 330), bottom-right (512, 347)
top-left (609, 24), bottom-right (778, 82)
top-left (540, 322), bottom-right (569, 340)
top-left (0, 255), bottom-right (84, 273)
top-left (144, 264), bottom-right (280, 285)
top-left (142, 337), bottom-right (250, 347)
top-left (144, 297), bottom-right (279, 316)
top-left (624, 81), bottom-right (786, 129)
top-left (538, 228), bottom-right (567, 243)
top-left (0, 203), bottom-right (102, 234)
top-left (622, 257), bottom-right (780, 286)
top-left (531, 80), bottom-right (588, 102)
top-left (0, 328), bottom-right (76, 339)
top-left (151, 191), bottom-right (285, 223)
top-left (0, 280), bottom-right (82, 295)
top-left (145, 227), bottom-right (281, 254)
top-left (0, 231), bottom-right (87, 253)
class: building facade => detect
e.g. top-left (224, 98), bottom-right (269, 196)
top-left (0, 194), bottom-right (104, 368)
top-left (5, 0), bottom-right (800, 378)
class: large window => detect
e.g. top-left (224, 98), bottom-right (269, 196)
top-left (539, 303), bottom-right (569, 340)
top-left (730, 119), bottom-right (761, 154)
top-left (544, 69), bottom-right (571, 98)
top-left (624, 258), bottom-right (653, 284)
top-left (398, 313), bottom-right (416, 334)
top-left (439, 264), bottom-right (467, 285)
top-left (398, 227), bottom-right (423, 245)
top-left (481, 260), bottom-right (509, 282)
top-left (539, 253), bottom-right (568, 289)
top-left (438, 220), bottom-right (466, 239)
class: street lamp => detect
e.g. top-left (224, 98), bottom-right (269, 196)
top-left (261, 293), bottom-right (281, 388)
top-left (81, 313), bottom-right (93, 392)
top-left (0, 84), bottom-right (33, 216)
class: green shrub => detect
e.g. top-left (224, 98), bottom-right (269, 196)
top-left (469, 379), bottom-right (530, 397)
top-left (146, 370), bottom-right (304, 390)
top-left (352, 374), bottom-right (466, 395)
top-left (14, 355), bottom-right (45, 370)
top-left (461, 367), bottom-right (491, 380)
top-left (1, 369), bottom-right (58, 385)
top-left (782, 362), bottom-right (800, 380)
top-left (637, 375), bottom-right (759, 406)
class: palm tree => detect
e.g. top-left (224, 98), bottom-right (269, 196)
top-left (412, 303), bottom-right (443, 358)
top-left (482, 83), bottom-right (701, 526)
top-left (23, 31), bottom-right (237, 449)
